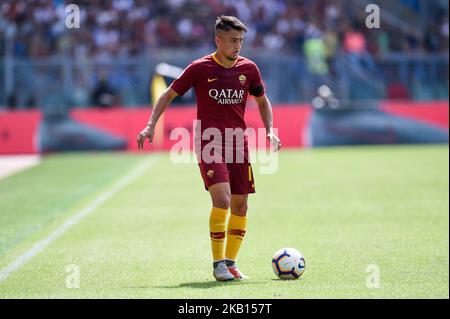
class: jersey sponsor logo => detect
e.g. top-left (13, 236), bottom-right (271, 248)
top-left (208, 89), bottom-right (245, 105)
top-left (207, 77), bottom-right (218, 82)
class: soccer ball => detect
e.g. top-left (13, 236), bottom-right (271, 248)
top-left (272, 247), bottom-right (305, 280)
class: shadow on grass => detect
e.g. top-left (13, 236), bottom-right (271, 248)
top-left (153, 279), bottom-right (267, 289)
top-left (125, 278), bottom-right (298, 290)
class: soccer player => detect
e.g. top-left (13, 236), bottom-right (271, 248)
top-left (137, 16), bottom-right (281, 281)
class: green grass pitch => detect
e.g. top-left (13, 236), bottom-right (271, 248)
top-left (0, 145), bottom-right (448, 298)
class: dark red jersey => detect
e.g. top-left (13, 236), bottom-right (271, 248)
top-left (170, 53), bottom-right (265, 134)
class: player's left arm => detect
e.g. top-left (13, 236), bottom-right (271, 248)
top-left (254, 94), bottom-right (281, 151)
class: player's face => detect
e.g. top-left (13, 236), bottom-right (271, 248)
top-left (216, 30), bottom-right (245, 61)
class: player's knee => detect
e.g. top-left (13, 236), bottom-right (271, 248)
top-left (212, 193), bottom-right (231, 209)
top-left (232, 201), bottom-right (248, 216)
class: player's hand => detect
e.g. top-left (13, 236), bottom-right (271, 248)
top-left (267, 132), bottom-right (281, 152)
top-left (137, 124), bottom-right (154, 150)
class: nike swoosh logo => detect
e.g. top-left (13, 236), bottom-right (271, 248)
top-left (208, 78), bottom-right (218, 82)
top-left (210, 231), bottom-right (225, 239)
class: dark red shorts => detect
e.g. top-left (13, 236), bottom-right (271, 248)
top-left (198, 161), bottom-right (256, 195)
top-left (197, 142), bottom-right (255, 195)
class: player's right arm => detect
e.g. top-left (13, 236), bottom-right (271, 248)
top-left (137, 61), bottom-right (199, 149)
top-left (137, 87), bottom-right (178, 149)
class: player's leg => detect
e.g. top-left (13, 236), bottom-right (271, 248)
top-left (225, 194), bottom-right (249, 279)
top-left (208, 181), bottom-right (231, 210)
top-left (198, 161), bottom-right (235, 281)
top-left (208, 182), bottom-right (235, 281)
top-left (229, 194), bottom-right (248, 216)
top-left (224, 161), bottom-right (255, 279)
top-left (208, 182), bottom-right (231, 264)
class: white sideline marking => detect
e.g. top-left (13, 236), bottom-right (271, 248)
top-left (0, 155), bottom-right (41, 180)
top-left (0, 156), bottom-right (159, 284)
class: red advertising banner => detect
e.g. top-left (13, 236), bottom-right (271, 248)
top-left (71, 105), bottom-right (312, 151)
top-left (0, 110), bottom-right (41, 155)
top-left (381, 101), bottom-right (449, 128)
top-left (0, 101), bottom-right (448, 155)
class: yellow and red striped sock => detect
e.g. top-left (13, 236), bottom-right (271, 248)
top-left (209, 207), bottom-right (229, 262)
top-left (225, 213), bottom-right (247, 263)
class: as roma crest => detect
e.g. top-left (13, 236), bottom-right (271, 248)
top-left (239, 74), bottom-right (246, 85)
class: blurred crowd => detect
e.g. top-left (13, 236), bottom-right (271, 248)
top-left (0, 0), bottom-right (448, 60)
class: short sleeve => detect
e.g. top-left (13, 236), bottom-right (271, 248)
top-left (249, 63), bottom-right (265, 97)
top-left (170, 63), bottom-right (200, 96)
